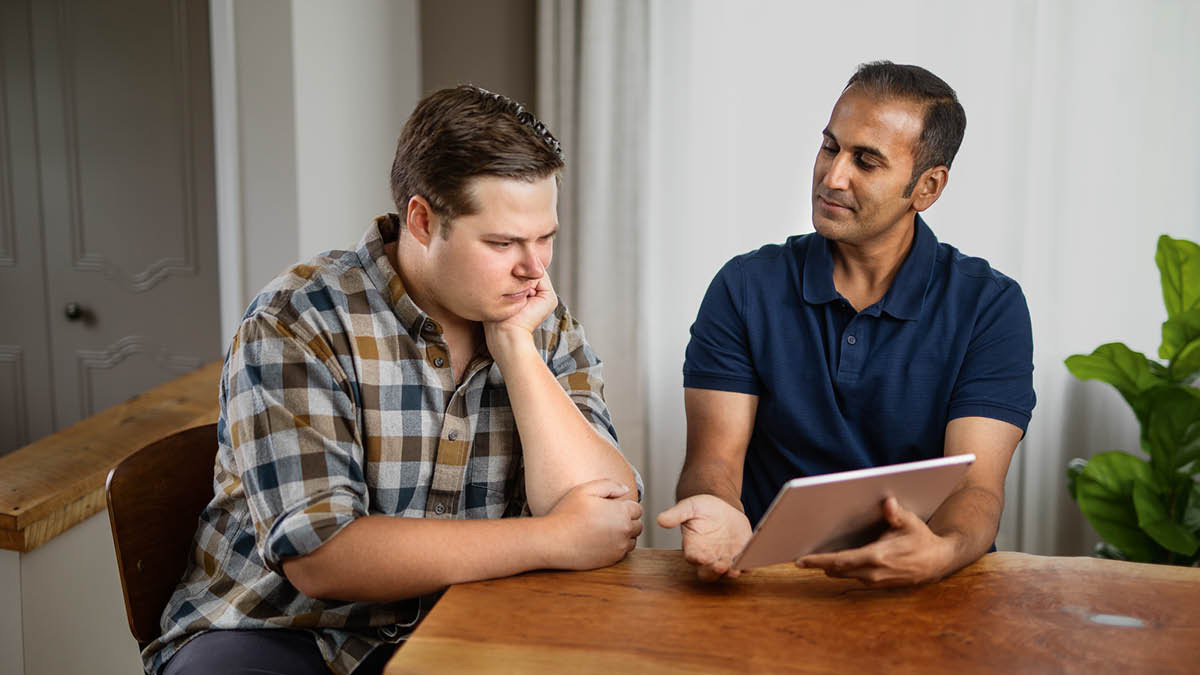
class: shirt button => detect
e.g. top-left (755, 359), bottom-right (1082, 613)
top-left (434, 357), bottom-right (445, 368)
top-left (846, 335), bottom-right (857, 345)
top-left (448, 430), bottom-right (458, 441)
top-left (434, 503), bottom-right (446, 515)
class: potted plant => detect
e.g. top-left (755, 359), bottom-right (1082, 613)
top-left (1064, 235), bottom-right (1200, 565)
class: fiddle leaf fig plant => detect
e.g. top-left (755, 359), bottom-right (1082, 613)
top-left (1065, 235), bottom-right (1200, 565)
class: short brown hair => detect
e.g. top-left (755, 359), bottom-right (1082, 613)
top-left (390, 85), bottom-right (565, 225)
top-left (845, 61), bottom-right (966, 197)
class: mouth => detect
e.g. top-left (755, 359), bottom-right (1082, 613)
top-left (502, 288), bottom-right (535, 299)
top-left (816, 195), bottom-right (854, 212)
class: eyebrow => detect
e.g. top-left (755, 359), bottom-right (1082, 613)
top-left (484, 225), bottom-right (559, 243)
top-left (822, 128), bottom-right (890, 166)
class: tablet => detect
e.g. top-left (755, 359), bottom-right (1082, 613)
top-left (732, 454), bottom-right (975, 570)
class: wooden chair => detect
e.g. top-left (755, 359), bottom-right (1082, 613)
top-left (105, 423), bottom-right (219, 647)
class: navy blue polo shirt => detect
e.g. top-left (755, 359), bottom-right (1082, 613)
top-left (683, 215), bottom-right (1035, 525)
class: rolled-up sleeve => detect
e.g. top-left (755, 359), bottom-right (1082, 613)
top-left (225, 313), bottom-right (368, 575)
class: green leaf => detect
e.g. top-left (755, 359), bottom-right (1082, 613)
top-left (1064, 344), bottom-right (1167, 418)
top-left (1160, 308), bottom-right (1200, 362)
top-left (1172, 340), bottom-right (1200, 382)
top-left (1156, 235), bottom-right (1200, 320)
top-left (1183, 480), bottom-right (1200, 532)
top-left (1133, 479), bottom-right (1200, 556)
top-left (1066, 458), bottom-right (1087, 501)
top-left (1074, 453), bottom-right (1160, 562)
top-left (1081, 450), bottom-right (1158, 494)
top-left (1142, 386), bottom-right (1200, 474)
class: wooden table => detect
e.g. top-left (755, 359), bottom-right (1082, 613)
top-left (385, 548), bottom-right (1200, 674)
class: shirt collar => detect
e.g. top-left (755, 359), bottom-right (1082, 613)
top-left (356, 214), bottom-right (439, 340)
top-left (800, 213), bottom-right (937, 321)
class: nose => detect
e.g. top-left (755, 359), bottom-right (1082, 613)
top-left (515, 244), bottom-right (545, 279)
top-left (822, 152), bottom-right (852, 191)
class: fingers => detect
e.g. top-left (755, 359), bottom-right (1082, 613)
top-left (580, 478), bottom-right (631, 500)
top-left (626, 500), bottom-right (644, 522)
top-left (655, 498), bottom-right (695, 529)
top-left (799, 544), bottom-right (880, 575)
top-left (882, 496), bottom-right (920, 530)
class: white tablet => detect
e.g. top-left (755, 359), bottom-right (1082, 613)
top-left (732, 454), bottom-right (975, 570)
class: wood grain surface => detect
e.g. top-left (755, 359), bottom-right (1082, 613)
top-left (387, 548), bottom-right (1200, 674)
top-left (0, 361), bottom-right (221, 552)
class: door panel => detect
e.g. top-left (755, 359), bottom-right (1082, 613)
top-left (32, 0), bottom-right (219, 428)
top-left (0, 0), bottom-right (54, 454)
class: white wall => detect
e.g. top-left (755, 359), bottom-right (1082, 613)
top-left (16, 514), bottom-right (142, 675)
top-left (1, 549), bottom-right (22, 675)
top-left (212, 0), bottom-right (421, 345)
top-left (643, 0), bottom-right (1200, 553)
top-left (292, 0), bottom-right (421, 259)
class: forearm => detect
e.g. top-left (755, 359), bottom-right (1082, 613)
top-left (675, 459), bottom-right (744, 511)
top-left (926, 484), bottom-right (1004, 573)
top-left (492, 334), bottom-right (636, 514)
top-left (282, 514), bottom-right (558, 602)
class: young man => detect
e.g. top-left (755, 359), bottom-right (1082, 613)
top-left (658, 62), bottom-right (1035, 587)
top-left (146, 86), bottom-right (643, 675)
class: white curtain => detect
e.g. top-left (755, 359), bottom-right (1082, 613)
top-left (537, 0), bottom-right (651, 494)
top-left (543, 0), bottom-right (1200, 551)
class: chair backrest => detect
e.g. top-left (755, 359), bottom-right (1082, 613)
top-left (105, 423), bottom-right (219, 647)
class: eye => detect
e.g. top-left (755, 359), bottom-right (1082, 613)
top-left (821, 143), bottom-right (838, 155)
top-left (854, 152), bottom-right (877, 171)
top-left (489, 241), bottom-right (512, 249)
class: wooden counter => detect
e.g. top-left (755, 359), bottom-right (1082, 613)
top-left (0, 361), bottom-right (222, 552)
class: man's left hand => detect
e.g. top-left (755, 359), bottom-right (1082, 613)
top-left (797, 497), bottom-right (959, 587)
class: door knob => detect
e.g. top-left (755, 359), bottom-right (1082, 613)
top-left (64, 302), bottom-right (83, 321)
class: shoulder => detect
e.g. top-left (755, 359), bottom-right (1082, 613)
top-left (935, 241), bottom-right (1024, 301)
top-left (533, 300), bottom-right (593, 359)
top-left (238, 248), bottom-right (367, 341)
top-left (722, 236), bottom-right (807, 275)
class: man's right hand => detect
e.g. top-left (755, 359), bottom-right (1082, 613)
top-left (656, 494), bottom-right (752, 581)
top-left (545, 479), bottom-right (643, 570)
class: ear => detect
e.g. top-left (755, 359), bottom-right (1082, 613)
top-left (911, 166), bottom-right (949, 212)
top-left (405, 195), bottom-right (438, 247)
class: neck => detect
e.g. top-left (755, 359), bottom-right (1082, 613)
top-left (390, 236), bottom-right (481, 360)
top-left (830, 213), bottom-right (917, 311)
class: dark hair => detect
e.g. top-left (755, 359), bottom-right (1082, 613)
top-left (390, 85), bottom-right (565, 227)
top-left (845, 61), bottom-right (966, 196)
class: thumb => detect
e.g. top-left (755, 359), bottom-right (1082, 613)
top-left (580, 478), bottom-right (630, 500)
top-left (656, 498), bottom-right (696, 529)
top-left (883, 496), bottom-right (919, 530)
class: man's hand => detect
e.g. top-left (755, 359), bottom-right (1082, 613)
top-left (657, 494), bottom-right (752, 581)
top-left (545, 479), bottom-right (643, 570)
top-left (484, 269), bottom-right (559, 355)
top-left (798, 497), bottom-right (958, 587)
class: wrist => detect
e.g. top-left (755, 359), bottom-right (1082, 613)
top-left (525, 513), bottom-right (565, 569)
top-left (487, 328), bottom-right (539, 369)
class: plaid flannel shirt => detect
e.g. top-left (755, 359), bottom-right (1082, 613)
top-left (144, 214), bottom-right (637, 675)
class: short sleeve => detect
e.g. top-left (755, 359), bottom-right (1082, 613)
top-left (683, 258), bottom-right (759, 394)
top-left (947, 279), bottom-right (1036, 431)
top-left (541, 305), bottom-right (644, 501)
top-left (224, 313), bottom-right (369, 575)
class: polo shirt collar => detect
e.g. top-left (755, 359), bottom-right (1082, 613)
top-left (800, 213), bottom-right (937, 321)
